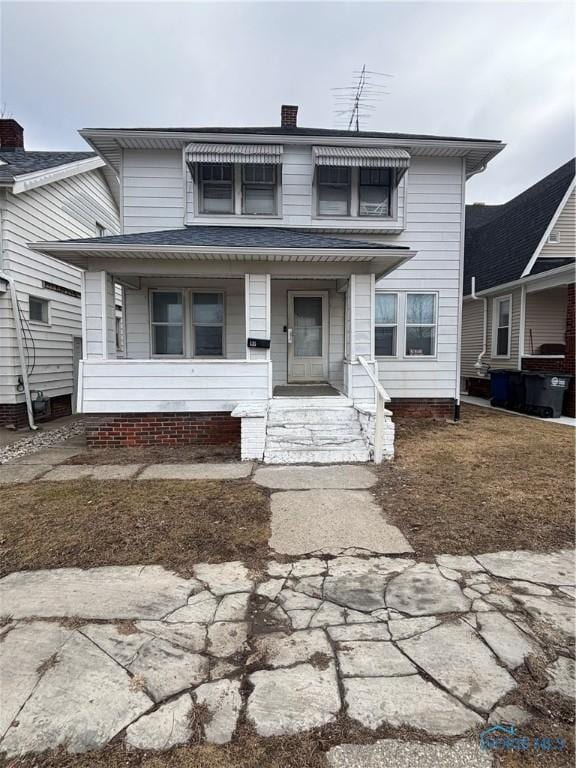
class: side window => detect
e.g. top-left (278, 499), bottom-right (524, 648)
top-left (405, 293), bottom-right (437, 356)
top-left (493, 296), bottom-right (511, 357)
top-left (151, 291), bottom-right (184, 356)
top-left (29, 296), bottom-right (49, 324)
top-left (375, 294), bottom-right (397, 356)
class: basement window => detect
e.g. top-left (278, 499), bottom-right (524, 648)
top-left (29, 296), bottom-right (49, 324)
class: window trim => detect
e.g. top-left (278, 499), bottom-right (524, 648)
top-left (404, 292), bottom-right (438, 359)
top-left (194, 162), bottom-right (282, 219)
top-left (149, 289), bottom-right (186, 358)
top-left (374, 291), bottom-right (399, 358)
top-left (315, 166), bottom-right (398, 220)
top-left (191, 290), bottom-right (226, 358)
top-left (28, 295), bottom-right (50, 325)
top-left (492, 294), bottom-right (512, 359)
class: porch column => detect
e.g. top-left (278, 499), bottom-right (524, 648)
top-left (245, 274), bottom-right (271, 361)
top-left (82, 270), bottom-right (117, 359)
top-left (349, 273), bottom-right (375, 361)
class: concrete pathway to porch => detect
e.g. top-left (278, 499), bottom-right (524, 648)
top-left (1, 549), bottom-right (574, 760)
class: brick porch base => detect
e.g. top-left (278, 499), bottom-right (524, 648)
top-left (86, 412), bottom-right (241, 448)
top-left (389, 398), bottom-right (455, 419)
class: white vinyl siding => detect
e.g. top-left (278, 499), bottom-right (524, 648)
top-left (122, 149), bottom-right (184, 233)
top-left (0, 169), bottom-right (119, 404)
top-left (374, 156), bottom-right (463, 398)
top-left (540, 189), bottom-right (575, 259)
top-left (460, 298), bottom-right (485, 378)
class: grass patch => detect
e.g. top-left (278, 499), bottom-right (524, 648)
top-left (0, 479), bottom-right (270, 577)
top-left (375, 404), bottom-right (575, 556)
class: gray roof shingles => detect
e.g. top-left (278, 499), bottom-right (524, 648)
top-left (0, 150), bottom-right (96, 184)
top-left (464, 158), bottom-right (575, 295)
top-left (54, 225), bottom-right (406, 250)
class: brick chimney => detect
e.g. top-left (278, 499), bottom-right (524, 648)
top-left (281, 105), bottom-right (298, 129)
top-left (0, 119), bottom-right (24, 150)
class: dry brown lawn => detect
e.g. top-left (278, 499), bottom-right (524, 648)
top-left (65, 444), bottom-right (239, 465)
top-left (375, 404), bottom-right (575, 556)
top-left (0, 479), bottom-right (270, 577)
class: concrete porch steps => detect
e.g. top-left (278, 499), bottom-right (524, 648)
top-left (263, 396), bottom-right (371, 464)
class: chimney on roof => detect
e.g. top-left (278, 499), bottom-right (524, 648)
top-left (281, 105), bottom-right (298, 129)
top-left (0, 119), bottom-right (24, 150)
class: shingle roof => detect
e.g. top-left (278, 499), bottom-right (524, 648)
top-left (82, 125), bottom-right (501, 144)
top-left (0, 150), bottom-right (96, 184)
top-left (464, 158), bottom-right (575, 295)
top-left (50, 225), bottom-right (406, 250)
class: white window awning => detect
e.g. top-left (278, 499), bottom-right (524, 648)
top-left (312, 146), bottom-right (410, 174)
top-left (186, 143), bottom-right (283, 164)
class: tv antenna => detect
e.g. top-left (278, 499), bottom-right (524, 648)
top-left (332, 65), bottom-right (392, 131)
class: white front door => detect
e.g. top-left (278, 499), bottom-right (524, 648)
top-left (287, 291), bottom-right (329, 383)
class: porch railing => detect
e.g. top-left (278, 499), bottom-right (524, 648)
top-left (357, 356), bottom-right (392, 464)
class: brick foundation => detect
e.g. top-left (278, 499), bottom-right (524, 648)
top-left (86, 412), bottom-right (241, 448)
top-left (0, 394), bottom-right (72, 428)
top-left (389, 398), bottom-right (455, 419)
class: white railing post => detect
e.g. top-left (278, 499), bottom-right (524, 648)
top-left (357, 355), bottom-right (391, 465)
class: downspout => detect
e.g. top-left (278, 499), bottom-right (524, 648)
top-left (0, 204), bottom-right (37, 429)
top-left (471, 276), bottom-right (488, 375)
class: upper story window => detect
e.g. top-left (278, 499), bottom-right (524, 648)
top-left (197, 162), bottom-right (280, 217)
top-left (316, 166), bottom-right (396, 218)
top-left (199, 163), bottom-right (235, 214)
top-left (359, 168), bottom-right (392, 217)
top-left (242, 165), bottom-right (277, 215)
top-left (317, 167), bottom-right (351, 216)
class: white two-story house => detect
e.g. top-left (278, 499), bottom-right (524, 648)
top-left (0, 119), bottom-right (120, 430)
top-left (33, 105), bottom-right (504, 463)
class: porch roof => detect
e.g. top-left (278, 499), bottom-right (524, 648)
top-left (29, 225), bottom-right (415, 277)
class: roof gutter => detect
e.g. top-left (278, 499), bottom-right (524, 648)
top-left (12, 156), bottom-right (105, 195)
top-left (463, 261), bottom-right (575, 299)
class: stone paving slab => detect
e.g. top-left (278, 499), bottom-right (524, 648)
top-left (476, 550), bottom-right (575, 586)
top-left (0, 566), bottom-right (198, 620)
top-left (0, 464), bottom-right (53, 483)
top-left (138, 462), bottom-right (253, 480)
top-left (1, 550), bottom-right (575, 758)
top-left (9, 447), bottom-right (83, 465)
top-left (253, 465), bottom-right (376, 490)
top-left (40, 464), bottom-right (142, 481)
top-left (327, 739), bottom-right (493, 768)
top-left (270, 490), bottom-right (413, 556)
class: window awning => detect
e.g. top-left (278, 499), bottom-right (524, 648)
top-left (186, 143), bottom-right (283, 164)
top-left (312, 146), bottom-right (411, 174)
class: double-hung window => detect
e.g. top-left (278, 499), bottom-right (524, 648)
top-left (317, 167), bottom-right (350, 216)
top-left (493, 296), bottom-right (511, 357)
top-left (192, 293), bottom-right (224, 357)
top-left (375, 294), bottom-right (398, 356)
top-left (29, 296), bottom-right (49, 324)
top-left (405, 293), bottom-right (437, 356)
top-left (359, 169), bottom-right (392, 217)
top-left (242, 164), bottom-right (277, 215)
top-left (199, 163), bottom-right (234, 214)
top-left (151, 291), bottom-right (184, 356)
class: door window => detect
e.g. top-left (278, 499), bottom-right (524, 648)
top-left (293, 296), bottom-right (323, 357)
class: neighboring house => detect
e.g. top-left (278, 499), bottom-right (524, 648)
top-left (462, 158), bottom-right (575, 417)
top-left (32, 105), bottom-right (504, 462)
top-left (0, 119), bottom-right (120, 428)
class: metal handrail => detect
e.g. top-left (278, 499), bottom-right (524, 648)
top-left (357, 356), bottom-right (391, 403)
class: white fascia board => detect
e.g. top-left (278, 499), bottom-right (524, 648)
top-left (11, 156), bottom-right (106, 194)
top-left (463, 262), bottom-right (575, 299)
top-left (80, 129), bottom-right (505, 159)
top-left (521, 177), bottom-right (576, 277)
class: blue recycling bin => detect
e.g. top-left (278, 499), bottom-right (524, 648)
top-left (490, 370), bottom-right (511, 408)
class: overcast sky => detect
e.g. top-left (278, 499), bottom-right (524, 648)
top-left (1, 0), bottom-right (574, 203)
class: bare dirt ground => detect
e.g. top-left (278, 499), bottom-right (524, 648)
top-left (64, 444), bottom-right (240, 465)
top-left (375, 404), bottom-right (575, 556)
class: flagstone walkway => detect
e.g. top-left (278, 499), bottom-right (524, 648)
top-left (1, 549), bottom-right (574, 759)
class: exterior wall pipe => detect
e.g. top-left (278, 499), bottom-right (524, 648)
top-left (471, 276), bottom-right (488, 375)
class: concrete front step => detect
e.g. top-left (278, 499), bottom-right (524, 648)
top-left (267, 409), bottom-right (359, 426)
top-left (264, 448), bottom-right (371, 464)
top-left (267, 425), bottom-right (363, 439)
top-left (266, 437), bottom-right (367, 449)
